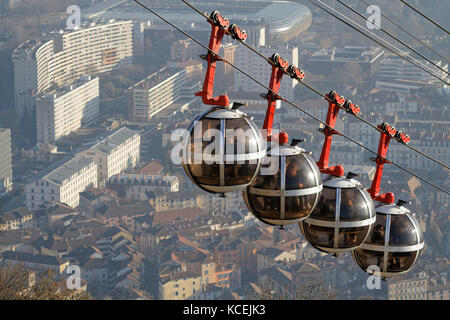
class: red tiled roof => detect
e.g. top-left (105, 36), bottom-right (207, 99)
top-left (152, 208), bottom-right (206, 225)
top-left (138, 161), bottom-right (164, 175)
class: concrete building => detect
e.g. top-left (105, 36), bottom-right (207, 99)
top-left (377, 56), bottom-right (448, 89)
top-left (25, 156), bottom-right (98, 210)
top-left (159, 272), bottom-right (202, 300)
top-left (100, 1), bottom-right (311, 46)
top-left (388, 273), bottom-right (429, 300)
top-left (0, 129), bottom-right (13, 193)
top-left (81, 127), bottom-right (141, 187)
top-left (234, 45), bottom-right (299, 100)
top-left (12, 20), bottom-right (142, 115)
top-left (127, 67), bottom-right (194, 121)
top-left (308, 46), bottom-right (385, 75)
top-left (36, 76), bottom-right (100, 145)
top-left (170, 39), bottom-right (203, 62)
top-left (0, 208), bottom-right (34, 231)
top-left (1, 251), bottom-right (70, 279)
top-left (108, 173), bottom-right (179, 200)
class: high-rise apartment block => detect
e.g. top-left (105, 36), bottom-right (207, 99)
top-left (36, 76), bottom-right (99, 145)
top-left (13, 20), bottom-right (143, 116)
top-left (127, 67), bottom-right (192, 121)
top-left (0, 129), bottom-right (13, 194)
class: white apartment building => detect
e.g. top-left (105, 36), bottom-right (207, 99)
top-left (0, 129), bottom-right (13, 194)
top-left (13, 20), bottom-right (142, 115)
top-left (81, 127), bottom-right (141, 187)
top-left (234, 45), bottom-right (299, 100)
top-left (377, 56), bottom-right (448, 89)
top-left (25, 156), bottom-right (98, 210)
top-left (109, 173), bottom-right (179, 192)
top-left (127, 67), bottom-right (189, 121)
top-left (389, 138), bottom-right (449, 170)
top-left (36, 76), bottom-right (100, 145)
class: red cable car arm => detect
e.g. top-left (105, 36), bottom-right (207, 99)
top-left (262, 53), bottom-right (289, 142)
top-left (317, 91), bottom-right (346, 176)
top-left (196, 11), bottom-right (247, 107)
top-left (368, 122), bottom-right (397, 203)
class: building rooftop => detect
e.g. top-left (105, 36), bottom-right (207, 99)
top-left (130, 67), bottom-right (185, 91)
top-left (36, 76), bottom-right (97, 100)
top-left (1, 251), bottom-right (67, 266)
top-left (91, 127), bottom-right (139, 155)
top-left (309, 46), bottom-right (385, 63)
top-left (44, 156), bottom-right (95, 186)
top-left (109, 174), bottom-right (177, 187)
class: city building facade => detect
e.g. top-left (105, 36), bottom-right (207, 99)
top-left (81, 127), bottom-right (141, 187)
top-left (25, 156), bottom-right (98, 209)
top-left (0, 129), bottom-right (13, 193)
top-left (36, 76), bottom-right (100, 145)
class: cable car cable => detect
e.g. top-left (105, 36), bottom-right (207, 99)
top-left (336, 0), bottom-right (449, 76)
top-left (302, 0), bottom-right (450, 85)
top-left (359, 0), bottom-right (449, 63)
top-left (132, 0), bottom-right (449, 195)
top-left (180, 0), bottom-right (450, 170)
top-left (399, 0), bottom-right (450, 35)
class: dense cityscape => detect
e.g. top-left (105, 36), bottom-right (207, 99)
top-left (0, 0), bottom-right (448, 301)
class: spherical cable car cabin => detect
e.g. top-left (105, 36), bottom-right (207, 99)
top-left (352, 201), bottom-right (424, 278)
top-left (242, 54), bottom-right (322, 227)
top-left (183, 106), bottom-right (264, 194)
top-left (181, 11), bottom-right (265, 195)
top-left (351, 122), bottom-right (423, 278)
top-left (297, 92), bottom-right (376, 254)
top-left (300, 174), bottom-right (375, 254)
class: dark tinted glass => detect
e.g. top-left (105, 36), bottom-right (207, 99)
top-left (224, 118), bottom-right (258, 157)
top-left (353, 249), bottom-right (384, 270)
top-left (251, 159), bottom-right (281, 190)
top-left (247, 195), bottom-right (280, 220)
top-left (285, 194), bottom-right (317, 219)
top-left (225, 163), bottom-right (257, 185)
top-left (416, 220), bottom-right (424, 243)
top-left (410, 214), bottom-right (424, 243)
top-left (285, 155), bottom-right (317, 190)
top-left (303, 224), bottom-right (335, 248)
top-left (389, 215), bottom-right (418, 246)
top-left (187, 118), bottom-right (221, 185)
top-left (190, 163), bottom-right (220, 185)
top-left (309, 187), bottom-right (336, 221)
top-left (338, 226), bottom-right (370, 248)
top-left (367, 214), bottom-right (387, 245)
top-left (386, 252), bottom-right (417, 272)
top-left (189, 119), bottom-right (220, 163)
top-left (339, 187), bottom-right (371, 221)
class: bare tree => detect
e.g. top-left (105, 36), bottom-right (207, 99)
top-left (252, 274), bottom-right (337, 300)
top-left (0, 263), bottom-right (91, 300)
